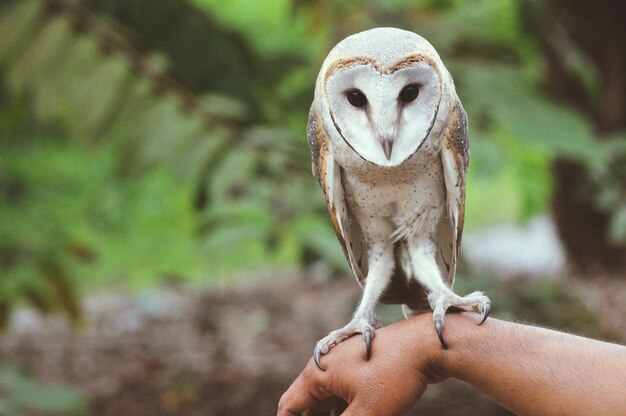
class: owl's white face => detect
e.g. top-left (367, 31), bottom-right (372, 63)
top-left (324, 59), bottom-right (442, 167)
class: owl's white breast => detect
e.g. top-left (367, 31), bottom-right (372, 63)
top-left (340, 140), bottom-right (447, 240)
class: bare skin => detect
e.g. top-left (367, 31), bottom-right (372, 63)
top-left (277, 313), bottom-right (626, 416)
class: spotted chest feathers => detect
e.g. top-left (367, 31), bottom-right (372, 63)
top-left (341, 150), bottom-right (446, 244)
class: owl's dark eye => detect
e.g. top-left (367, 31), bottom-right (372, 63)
top-left (399, 84), bottom-right (420, 103)
top-left (346, 89), bottom-right (368, 108)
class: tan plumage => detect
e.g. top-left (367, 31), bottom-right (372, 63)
top-left (308, 28), bottom-right (489, 369)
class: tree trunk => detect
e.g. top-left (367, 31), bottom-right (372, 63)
top-left (540, 0), bottom-right (626, 274)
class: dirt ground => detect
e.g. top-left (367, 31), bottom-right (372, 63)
top-left (1, 275), bottom-right (623, 415)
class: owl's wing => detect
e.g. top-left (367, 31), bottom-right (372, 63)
top-left (439, 100), bottom-right (469, 285)
top-left (307, 105), bottom-right (365, 283)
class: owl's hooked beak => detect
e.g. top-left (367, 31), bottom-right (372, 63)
top-left (381, 138), bottom-right (394, 160)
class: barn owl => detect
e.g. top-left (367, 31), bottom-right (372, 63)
top-left (308, 28), bottom-right (490, 370)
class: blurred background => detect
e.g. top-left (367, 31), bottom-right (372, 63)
top-left (0, 0), bottom-right (624, 414)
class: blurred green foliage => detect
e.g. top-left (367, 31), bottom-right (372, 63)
top-left (0, 0), bottom-right (346, 322)
top-left (0, 364), bottom-right (87, 416)
top-left (0, 0), bottom-right (624, 324)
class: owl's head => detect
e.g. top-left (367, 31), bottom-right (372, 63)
top-left (316, 28), bottom-right (454, 167)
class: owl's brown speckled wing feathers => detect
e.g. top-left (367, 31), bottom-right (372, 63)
top-left (307, 105), bottom-right (365, 282)
top-left (439, 100), bottom-right (469, 284)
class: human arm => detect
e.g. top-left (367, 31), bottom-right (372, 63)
top-left (277, 312), bottom-right (626, 416)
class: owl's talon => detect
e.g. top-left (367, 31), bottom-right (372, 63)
top-left (364, 327), bottom-right (373, 359)
top-left (313, 316), bottom-right (379, 369)
top-left (313, 345), bottom-right (325, 371)
top-left (479, 301), bottom-right (491, 325)
top-left (428, 290), bottom-right (491, 350)
top-left (434, 318), bottom-right (448, 349)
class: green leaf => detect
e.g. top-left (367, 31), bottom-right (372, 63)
top-left (608, 206), bottom-right (626, 244)
top-left (291, 215), bottom-right (350, 272)
top-left (0, 365), bottom-right (87, 415)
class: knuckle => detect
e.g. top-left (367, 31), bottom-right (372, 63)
top-left (276, 392), bottom-right (292, 413)
top-left (302, 366), bottom-right (318, 383)
top-left (277, 394), bottom-right (287, 409)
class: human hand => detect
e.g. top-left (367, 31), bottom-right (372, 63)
top-left (277, 314), bottom-right (445, 416)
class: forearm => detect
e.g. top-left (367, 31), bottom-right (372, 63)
top-left (436, 313), bottom-right (626, 415)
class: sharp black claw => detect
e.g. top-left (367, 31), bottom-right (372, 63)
top-left (364, 328), bottom-right (373, 360)
top-left (435, 319), bottom-right (448, 350)
top-left (313, 346), bottom-right (325, 371)
top-left (479, 302), bottom-right (491, 325)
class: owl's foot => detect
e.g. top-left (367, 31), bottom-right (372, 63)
top-left (428, 290), bottom-right (491, 349)
top-left (313, 315), bottom-right (382, 371)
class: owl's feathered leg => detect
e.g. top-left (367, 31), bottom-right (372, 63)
top-left (313, 241), bottom-right (393, 370)
top-left (408, 236), bottom-right (491, 349)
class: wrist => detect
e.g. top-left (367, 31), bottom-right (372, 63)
top-left (399, 313), bottom-right (456, 383)
top-left (427, 312), bottom-right (486, 382)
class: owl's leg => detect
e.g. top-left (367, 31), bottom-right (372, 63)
top-left (408, 236), bottom-right (490, 349)
top-left (313, 240), bottom-right (394, 371)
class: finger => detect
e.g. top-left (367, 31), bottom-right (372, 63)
top-left (277, 379), bottom-right (317, 415)
top-left (277, 369), bottom-right (331, 416)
